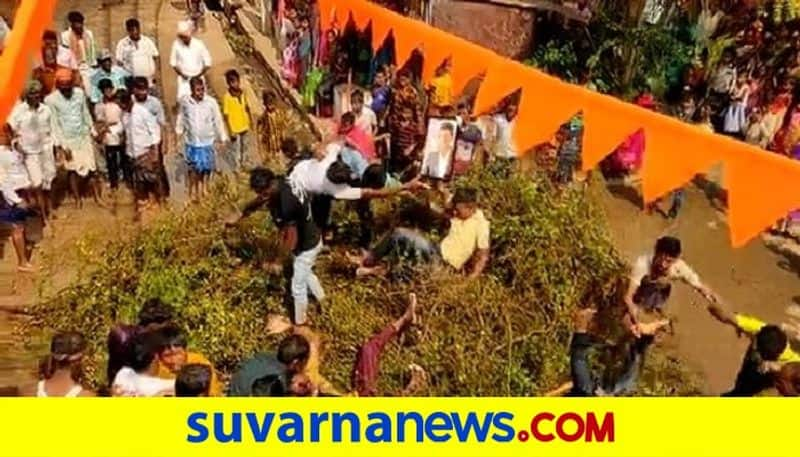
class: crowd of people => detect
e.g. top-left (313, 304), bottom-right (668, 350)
top-left (3, 1), bottom-right (800, 398)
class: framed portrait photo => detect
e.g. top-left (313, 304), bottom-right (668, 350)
top-left (421, 117), bottom-right (457, 179)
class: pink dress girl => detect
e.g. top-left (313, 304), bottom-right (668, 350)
top-left (281, 35), bottom-right (301, 88)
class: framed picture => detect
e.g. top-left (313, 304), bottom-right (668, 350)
top-left (452, 139), bottom-right (476, 176)
top-left (421, 117), bottom-right (457, 179)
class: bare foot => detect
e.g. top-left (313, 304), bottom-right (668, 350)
top-left (638, 319), bottom-right (671, 336)
top-left (344, 251), bottom-right (364, 266)
top-left (17, 263), bottom-right (36, 273)
top-left (356, 265), bottom-right (387, 277)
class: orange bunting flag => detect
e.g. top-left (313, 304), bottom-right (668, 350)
top-left (314, 0), bottom-right (800, 247)
top-left (472, 58), bottom-right (522, 116)
top-left (316, 0), bottom-right (337, 30)
top-left (418, 28), bottom-right (452, 83)
top-left (513, 65), bottom-right (584, 152)
top-left (639, 114), bottom-right (725, 203)
top-left (581, 92), bottom-right (642, 171)
top-left (370, 17), bottom-right (392, 49)
top-left (726, 145), bottom-right (800, 247)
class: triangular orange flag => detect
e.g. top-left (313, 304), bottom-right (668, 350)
top-left (370, 17), bottom-right (392, 49)
top-left (472, 57), bottom-right (521, 116)
top-left (581, 92), bottom-right (642, 171)
top-left (316, 0), bottom-right (338, 31)
top-left (512, 64), bottom-right (585, 152)
top-left (640, 114), bottom-right (725, 203)
top-left (726, 144), bottom-right (800, 247)
top-left (346, 3), bottom-right (372, 30)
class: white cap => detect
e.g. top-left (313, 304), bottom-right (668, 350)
top-left (177, 20), bottom-right (193, 37)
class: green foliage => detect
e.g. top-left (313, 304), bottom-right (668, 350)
top-left (20, 168), bottom-right (701, 396)
top-left (527, 41), bottom-right (580, 82)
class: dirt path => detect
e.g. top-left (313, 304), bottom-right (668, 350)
top-left (598, 180), bottom-right (800, 394)
top-left (0, 0), bottom-right (162, 391)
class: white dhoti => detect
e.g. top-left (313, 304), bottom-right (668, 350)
top-left (0, 145), bottom-right (32, 192)
top-left (23, 146), bottom-right (57, 190)
top-left (60, 135), bottom-right (97, 177)
top-left (24, 153), bottom-right (43, 188)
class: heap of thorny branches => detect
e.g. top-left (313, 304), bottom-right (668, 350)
top-left (19, 166), bottom-right (702, 396)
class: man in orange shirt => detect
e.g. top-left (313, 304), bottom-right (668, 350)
top-left (153, 325), bottom-right (223, 396)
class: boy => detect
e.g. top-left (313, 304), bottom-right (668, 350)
top-left (175, 364), bottom-right (212, 397)
top-left (257, 90), bottom-right (284, 161)
top-left (704, 302), bottom-right (800, 396)
top-left (351, 90), bottom-right (377, 137)
top-left (353, 187), bottom-right (490, 279)
top-left (222, 69), bottom-right (252, 170)
top-left (176, 76), bottom-right (227, 201)
top-left (154, 325), bottom-right (222, 396)
top-left (93, 79), bottom-right (128, 196)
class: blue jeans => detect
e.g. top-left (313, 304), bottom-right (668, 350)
top-left (291, 240), bottom-right (324, 324)
top-left (569, 334), bottom-right (651, 396)
top-left (668, 189), bottom-right (685, 216)
top-left (371, 228), bottom-right (440, 263)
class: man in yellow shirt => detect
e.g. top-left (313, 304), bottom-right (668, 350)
top-left (222, 69), bottom-right (252, 170)
top-left (707, 302), bottom-right (800, 396)
top-left (428, 59), bottom-right (453, 116)
top-left (153, 325), bottom-right (223, 396)
top-left (354, 187), bottom-right (490, 279)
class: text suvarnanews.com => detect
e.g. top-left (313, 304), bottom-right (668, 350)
top-left (186, 411), bottom-right (615, 444)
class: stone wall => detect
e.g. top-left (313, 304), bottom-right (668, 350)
top-left (429, 0), bottom-right (535, 59)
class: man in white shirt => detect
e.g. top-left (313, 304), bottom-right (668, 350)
top-left (288, 141), bottom-right (424, 239)
top-left (111, 332), bottom-right (174, 397)
top-left (351, 90), bottom-right (377, 136)
top-left (169, 20), bottom-right (211, 102)
top-left (132, 77), bottom-right (170, 200)
top-left (116, 18), bottom-right (160, 88)
top-left (7, 80), bottom-right (55, 222)
top-left (176, 77), bottom-right (227, 201)
top-left (492, 102), bottom-right (519, 162)
top-left (121, 89), bottom-right (163, 218)
top-left (61, 11), bottom-right (97, 98)
top-left (607, 236), bottom-right (722, 395)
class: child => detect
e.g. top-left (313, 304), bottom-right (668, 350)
top-left (351, 89), bottom-right (377, 137)
top-left (428, 59), bottom-right (453, 116)
top-left (175, 364), bottom-right (212, 397)
top-left (745, 108), bottom-right (770, 148)
top-left (257, 90), bottom-right (284, 163)
top-left (154, 325), bottom-right (222, 396)
top-left (281, 32), bottom-right (300, 88)
top-left (175, 77), bottom-right (228, 201)
top-left (722, 73), bottom-right (750, 138)
top-left (93, 79), bottom-right (127, 196)
top-left (222, 69), bottom-right (252, 170)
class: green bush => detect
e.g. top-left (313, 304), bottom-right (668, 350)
top-left (20, 168), bottom-right (702, 396)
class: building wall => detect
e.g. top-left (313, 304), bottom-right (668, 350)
top-left (429, 0), bottom-right (535, 60)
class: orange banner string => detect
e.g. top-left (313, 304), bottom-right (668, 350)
top-left (314, 0), bottom-right (800, 247)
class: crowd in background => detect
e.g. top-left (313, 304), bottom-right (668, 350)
top-left (2, 1), bottom-right (800, 398)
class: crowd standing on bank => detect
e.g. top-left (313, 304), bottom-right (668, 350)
top-left (2, 1), bottom-right (800, 397)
